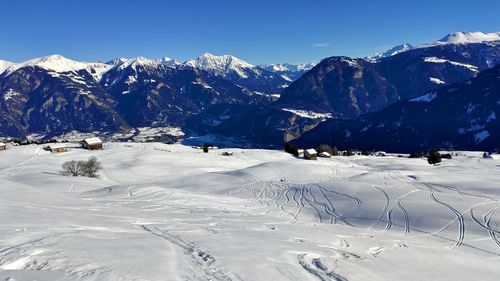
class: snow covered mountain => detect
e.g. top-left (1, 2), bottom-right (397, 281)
top-left (428, 31), bottom-right (500, 46)
top-left (184, 53), bottom-right (290, 93)
top-left (259, 62), bottom-right (317, 81)
top-left (295, 64), bottom-right (500, 152)
top-left (107, 56), bottom-right (182, 68)
top-left (2, 31), bottom-right (500, 143)
top-left (0, 56), bottom-right (128, 138)
top-left (0, 60), bottom-right (14, 75)
top-left (161, 56), bottom-right (182, 67)
top-left (275, 34), bottom-right (500, 119)
top-left (1, 55), bottom-right (113, 81)
top-left (101, 56), bottom-right (266, 128)
top-left (365, 32), bottom-right (500, 62)
top-left (0, 54), bottom-right (268, 138)
top-left (365, 43), bottom-right (414, 61)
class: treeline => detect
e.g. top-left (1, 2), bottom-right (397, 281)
top-left (285, 143), bottom-right (456, 165)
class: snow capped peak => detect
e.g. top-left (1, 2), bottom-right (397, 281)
top-left (382, 43), bottom-right (414, 56)
top-left (365, 43), bottom-right (414, 61)
top-left (107, 58), bottom-right (129, 65)
top-left (260, 62), bottom-right (316, 72)
top-left (0, 59), bottom-right (14, 75)
top-left (184, 53), bottom-right (255, 78)
top-left (113, 57), bottom-right (162, 71)
top-left (4, 54), bottom-right (91, 75)
top-left (161, 56), bottom-right (181, 67)
top-left (1, 54), bottom-right (114, 81)
top-left (436, 31), bottom-right (500, 45)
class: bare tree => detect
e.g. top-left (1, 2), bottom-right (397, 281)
top-left (81, 156), bottom-right (102, 178)
top-left (62, 157), bottom-right (102, 178)
top-left (62, 160), bottom-right (83, 176)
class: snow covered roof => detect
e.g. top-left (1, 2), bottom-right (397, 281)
top-left (319, 152), bottom-right (331, 157)
top-left (0, 142), bottom-right (6, 146)
top-left (48, 143), bottom-right (67, 149)
top-left (83, 137), bottom-right (102, 145)
top-left (297, 149), bottom-right (305, 153)
top-left (306, 149), bottom-right (317, 154)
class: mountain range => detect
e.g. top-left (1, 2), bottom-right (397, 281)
top-left (294, 64), bottom-right (500, 152)
top-left (1, 31), bottom-right (500, 151)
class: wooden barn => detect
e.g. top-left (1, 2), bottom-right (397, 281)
top-left (81, 137), bottom-right (103, 150)
top-left (304, 149), bottom-right (317, 160)
top-left (48, 143), bottom-right (67, 153)
top-left (0, 142), bottom-right (6, 151)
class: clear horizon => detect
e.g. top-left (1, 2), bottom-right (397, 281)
top-left (1, 0), bottom-right (499, 65)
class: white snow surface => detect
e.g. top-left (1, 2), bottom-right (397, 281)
top-left (1, 143), bottom-right (500, 281)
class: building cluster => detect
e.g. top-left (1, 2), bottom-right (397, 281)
top-left (0, 137), bottom-right (103, 153)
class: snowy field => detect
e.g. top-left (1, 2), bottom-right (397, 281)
top-left (0, 143), bottom-right (500, 281)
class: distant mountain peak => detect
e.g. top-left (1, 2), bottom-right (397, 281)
top-left (111, 57), bottom-right (163, 72)
top-left (161, 56), bottom-right (181, 67)
top-left (365, 43), bottom-right (414, 61)
top-left (184, 53), bottom-right (255, 78)
top-left (0, 54), bottom-right (113, 81)
top-left (4, 54), bottom-right (91, 75)
top-left (435, 31), bottom-right (500, 45)
top-left (259, 62), bottom-right (317, 81)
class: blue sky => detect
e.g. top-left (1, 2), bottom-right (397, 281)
top-left (1, 0), bottom-right (499, 64)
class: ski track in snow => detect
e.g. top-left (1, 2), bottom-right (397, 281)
top-left (140, 225), bottom-right (241, 281)
top-left (236, 162), bottom-right (500, 255)
top-left (429, 192), bottom-right (465, 248)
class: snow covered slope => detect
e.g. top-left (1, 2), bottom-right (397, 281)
top-left (1, 142), bottom-right (500, 280)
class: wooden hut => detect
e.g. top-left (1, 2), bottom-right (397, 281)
top-left (297, 149), bottom-right (305, 158)
top-left (304, 149), bottom-right (318, 160)
top-left (0, 142), bottom-right (6, 151)
top-left (81, 137), bottom-right (103, 150)
top-left (48, 143), bottom-right (67, 153)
